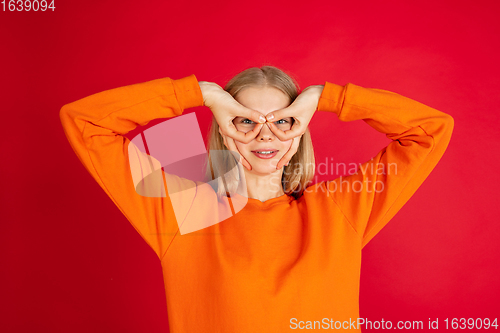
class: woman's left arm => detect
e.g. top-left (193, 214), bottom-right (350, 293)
top-left (317, 82), bottom-right (454, 248)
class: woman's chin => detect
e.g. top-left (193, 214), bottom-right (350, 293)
top-left (248, 160), bottom-right (280, 175)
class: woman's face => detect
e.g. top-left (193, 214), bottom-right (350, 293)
top-left (230, 86), bottom-right (294, 175)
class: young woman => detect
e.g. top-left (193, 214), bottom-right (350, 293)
top-left (60, 66), bottom-right (454, 332)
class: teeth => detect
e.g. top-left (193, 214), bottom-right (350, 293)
top-left (256, 151), bottom-right (275, 154)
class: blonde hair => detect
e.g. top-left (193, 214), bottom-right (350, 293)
top-left (204, 66), bottom-right (316, 200)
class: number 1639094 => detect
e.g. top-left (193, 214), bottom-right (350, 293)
top-left (2, 0), bottom-right (55, 11)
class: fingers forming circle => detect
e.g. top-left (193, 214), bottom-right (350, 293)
top-left (277, 134), bottom-right (302, 170)
top-left (223, 133), bottom-right (252, 171)
top-left (267, 121), bottom-right (303, 142)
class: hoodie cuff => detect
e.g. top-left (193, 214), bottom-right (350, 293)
top-left (172, 74), bottom-right (204, 112)
top-left (317, 81), bottom-right (346, 118)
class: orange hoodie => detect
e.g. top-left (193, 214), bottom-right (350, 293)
top-left (60, 74), bottom-right (454, 332)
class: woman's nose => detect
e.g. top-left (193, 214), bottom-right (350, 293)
top-left (256, 122), bottom-right (275, 141)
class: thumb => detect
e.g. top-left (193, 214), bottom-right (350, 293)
top-left (265, 106), bottom-right (294, 122)
top-left (236, 104), bottom-right (266, 124)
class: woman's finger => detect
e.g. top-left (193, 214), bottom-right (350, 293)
top-left (265, 106), bottom-right (299, 124)
top-left (265, 106), bottom-right (302, 141)
top-left (267, 121), bottom-right (304, 142)
top-left (276, 135), bottom-right (302, 170)
top-left (226, 135), bottom-right (252, 171)
top-left (223, 104), bottom-right (266, 143)
top-left (224, 122), bottom-right (264, 144)
top-left (237, 104), bottom-right (267, 125)
top-left (219, 128), bottom-right (253, 171)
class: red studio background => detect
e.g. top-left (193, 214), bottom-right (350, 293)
top-left (1, 0), bottom-right (499, 332)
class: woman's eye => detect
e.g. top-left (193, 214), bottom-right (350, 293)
top-left (276, 118), bottom-right (293, 125)
top-left (241, 118), bottom-right (255, 124)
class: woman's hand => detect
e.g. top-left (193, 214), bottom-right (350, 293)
top-left (264, 85), bottom-right (325, 169)
top-left (199, 81), bottom-right (266, 143)
top-left (218, 127), bottom-right (255, 171)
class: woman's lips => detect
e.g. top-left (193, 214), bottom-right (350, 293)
top-left (251, 151), bottom-right (278, 159)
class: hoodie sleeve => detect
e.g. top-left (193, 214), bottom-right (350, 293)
top-left (317, 82), bottom-right (454, 248)
top-left (59, 74), bottom-right (204, 260)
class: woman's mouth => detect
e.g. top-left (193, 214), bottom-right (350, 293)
top-left (251, 150), bottom-right (278, 159)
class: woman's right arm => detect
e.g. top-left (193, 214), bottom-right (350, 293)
top-left (317, 82), bottom-right (454, 248)
top-left (59, 75), bottom-right (203, 260)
